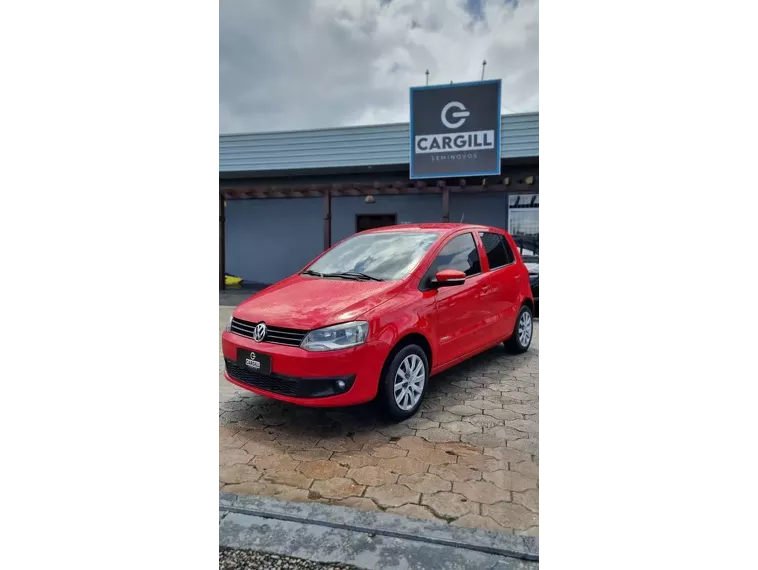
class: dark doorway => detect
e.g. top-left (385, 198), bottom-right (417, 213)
top-left (356, 213), bottom-right (397, 233)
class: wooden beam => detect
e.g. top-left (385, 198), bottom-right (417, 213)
top-left (323, 188), bottom-right (332, 250)
top-left (217, 173), bottom-right (537, 200)
top-left (384, 181), bottom-right (403, 195)
top-left (216, 194), bottom-right (224, 291)
top-left (219, 194), bottom-right (225, 290)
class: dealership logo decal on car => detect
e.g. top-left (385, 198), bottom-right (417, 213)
top-left (245, 351), bottom-right (261, 369)
top-left (253, 322), bottom-right (267, 342)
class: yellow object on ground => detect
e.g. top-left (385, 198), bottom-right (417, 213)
top-left (225, 275), bottom-right (243, 286)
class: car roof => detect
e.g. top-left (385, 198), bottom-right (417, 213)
top-left (362, 223), bottom-right (505, 236)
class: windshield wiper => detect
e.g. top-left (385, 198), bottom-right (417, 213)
top-left (301, 269), bottom-right (324, 277)
top-left (344, 271), bottom-right (384, 282)
top-left (323, 271), bottom-right (384, 282)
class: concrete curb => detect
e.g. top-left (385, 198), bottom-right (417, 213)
top-left (220, 493), bottom-right (538, 569)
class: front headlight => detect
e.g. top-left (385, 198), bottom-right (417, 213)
top-left (301, 321), bottom-right (369, 352)
top-left (225, 315), bottom-right (233, 332)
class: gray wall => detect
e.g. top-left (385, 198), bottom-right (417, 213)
top-left (332, 193), bottom-right (508, 242)
top-left (332, 195), bottom-right (443, 242)
top-left (450, 193), bottom-right (507, 229)
top-left (225, 193), bottom-right (509, 284)
top-left (225, 198), bottom-right (323, 284)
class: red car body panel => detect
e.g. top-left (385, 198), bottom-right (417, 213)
top-left (221, 223), bottom-right (533, 407)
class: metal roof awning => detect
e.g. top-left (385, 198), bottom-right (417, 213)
top-left (220, 113), bottom-right (539, 175)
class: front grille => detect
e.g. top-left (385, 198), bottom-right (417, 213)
top-left (224, 359), bottom-right (298, 397)
top-left (224, 359), bottom-right (356, 399)
top-left (230, 318), bottom-right (308, 347)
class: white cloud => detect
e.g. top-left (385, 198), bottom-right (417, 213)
top-left (220, 0), bottom-right (538, 133)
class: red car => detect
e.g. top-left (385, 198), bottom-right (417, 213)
top-left (222, 223), bottom-right (534, 419)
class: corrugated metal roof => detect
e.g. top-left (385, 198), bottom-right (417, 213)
top-left (220, 112), bottom-right (538, 174)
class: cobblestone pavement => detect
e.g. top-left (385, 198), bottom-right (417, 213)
top-left (220, 548), bottom-right (359, 570)
top-left (220, 307), bottom-right (539, 535)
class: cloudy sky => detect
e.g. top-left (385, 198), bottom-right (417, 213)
top-left (220, 0), bottom-right (538, 134)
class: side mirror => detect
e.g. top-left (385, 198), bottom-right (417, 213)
top-left (432, 269), bottom-right (466, 287)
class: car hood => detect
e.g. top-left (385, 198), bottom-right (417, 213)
top-left (234, 275), bottom-right (403, 330)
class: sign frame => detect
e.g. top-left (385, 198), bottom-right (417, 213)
top-left (409, 79), bottom-right (502, 180)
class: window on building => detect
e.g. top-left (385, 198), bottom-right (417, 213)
top-left (479, 232), bottom-right (514, 269)
top-left (356, 214), bottom-right (397, 233)
top-left (430, 233), bottom-right (481, 277)
top-left (508, 194), bottom-right (540, 237)
top-left (509, 193), bottom-right (539, 256)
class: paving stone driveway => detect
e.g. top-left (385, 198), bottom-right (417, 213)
top-left (219, 307), bottom-right (539, 535)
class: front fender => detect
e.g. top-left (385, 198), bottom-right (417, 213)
top-left (367, 291), bottom-right (437, 367)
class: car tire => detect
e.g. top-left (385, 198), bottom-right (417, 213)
top-left (379, 344), bottom-right (429, 420)
top-left (505, 304), bottom-right (534, 353)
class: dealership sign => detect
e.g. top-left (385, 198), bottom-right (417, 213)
top-left (410, 79), bottom-right (501, 179)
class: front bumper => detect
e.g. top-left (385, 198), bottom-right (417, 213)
top-left (221, 330), bottom-right (387, 407)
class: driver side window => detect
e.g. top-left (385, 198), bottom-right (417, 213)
top-left (429, 233), bottom-right (482, 278)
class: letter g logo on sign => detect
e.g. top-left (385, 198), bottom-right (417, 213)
top-left (440, 101), bottom-right (470, 129)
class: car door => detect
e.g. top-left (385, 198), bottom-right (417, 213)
top-left (477, 231), bottom-right (522, 342)
top-left (425, 232), bottom-right (489, 365)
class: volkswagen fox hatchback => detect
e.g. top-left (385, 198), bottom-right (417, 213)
top-left (222, 224), bottom-right (534, 420)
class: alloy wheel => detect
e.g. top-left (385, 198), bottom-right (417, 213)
top-left (394, 354), bottom-right (425, 411)
top-left (518, 311), bottom-right (533, 347)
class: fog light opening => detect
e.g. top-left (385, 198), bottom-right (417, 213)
top-left (335, 380), bottom-right (346, 391)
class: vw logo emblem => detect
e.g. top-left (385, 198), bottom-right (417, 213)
top-left (253, 322), bottom-right (267, 342)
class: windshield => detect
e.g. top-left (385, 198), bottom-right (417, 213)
top-left (305, 231), bottom-right (441, 281)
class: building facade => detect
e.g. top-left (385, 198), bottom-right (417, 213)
top-left (219, 112), bottom-right (538, 288)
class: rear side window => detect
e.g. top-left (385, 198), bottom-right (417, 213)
top-left (431, 233), bottom-right (481, 277)
top-left (479, 232), bottom-right (515, 269)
